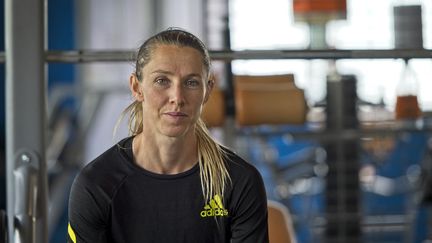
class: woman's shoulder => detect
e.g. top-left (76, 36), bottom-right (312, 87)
top-left (222, 147), bottom-right (262, 179)
top-left (73, 137), bottom-right (135, 197)
top-left (82, 137), bottom-right (132, 171)
top-left (222, 147), bottom-right (267, 211)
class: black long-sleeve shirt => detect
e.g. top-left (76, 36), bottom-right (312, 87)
top-left (68, 136), bottom-right (268, 243)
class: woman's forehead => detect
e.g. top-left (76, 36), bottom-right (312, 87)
top-left (151, 44), bottom-right (203, 59)
top-left (144, 45), bottom-right (206, 74)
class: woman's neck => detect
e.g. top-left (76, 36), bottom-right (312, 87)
top-left (132, 132), bottom-right (198, 175)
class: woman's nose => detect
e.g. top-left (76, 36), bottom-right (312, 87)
top-left (169, 84), bottom-right (185, 107)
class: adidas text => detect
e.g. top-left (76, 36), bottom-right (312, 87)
top-left (200, 208), bottom-right (228, 217)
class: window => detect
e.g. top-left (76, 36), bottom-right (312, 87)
top-left (230, 0), bottom-right (432, 110)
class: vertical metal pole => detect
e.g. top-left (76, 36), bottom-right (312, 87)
top-left (221, 0), bottom-right (237, 148)
top-left (325, 75), bottom-right (361, 243)
top-left (5, 0), bottom-right (48, 242)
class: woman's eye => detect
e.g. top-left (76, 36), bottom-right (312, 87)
top-left (155, 78), bottom-right (169, 86)
top-left (185, 79), bottom-right (200, 88)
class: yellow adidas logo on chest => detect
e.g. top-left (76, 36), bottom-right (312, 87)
top-left (200, 194), bottom-right (229, 217)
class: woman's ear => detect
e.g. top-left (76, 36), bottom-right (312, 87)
top-left (129, 73), bottom-right (144, 102)
top-left (204, 78), bottom-right (214, 104)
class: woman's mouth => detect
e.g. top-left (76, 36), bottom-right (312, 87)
top-left (165, 111), bottom-right (188, 117)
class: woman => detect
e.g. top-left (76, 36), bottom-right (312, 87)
top-left (68, 28), bottom-right (268, 243)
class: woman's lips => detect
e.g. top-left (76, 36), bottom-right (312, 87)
top-left (165, 111), bottom-right (188, 117)
top-left (164, 112), bottom-right (188, 123)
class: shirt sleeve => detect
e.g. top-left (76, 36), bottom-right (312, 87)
top-left (229, 164), bottom-right (269, 243)
top-left (68, 172), bottom-right (110, 243)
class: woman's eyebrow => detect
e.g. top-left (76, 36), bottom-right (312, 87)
top-left (185, 73), bottom-right (202, 79)
top-left (151, 69), bottom-right (202, 78)
top-left (151, 69), bottom-right (172, 75)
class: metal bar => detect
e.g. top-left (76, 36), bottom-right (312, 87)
top-left (1, 49), bottom-right (431, 63)
top-left (236, 126), bottom-right (432, 142)
top-left (323, 76), bottom-right (361, 243)
top-left (46, 49), bottom-right (432, 62)
top-left (5, 0), bottom-right (48, 242)
top-left (46, 50), bottom-right (137, 63)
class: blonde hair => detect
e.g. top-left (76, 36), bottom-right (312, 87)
top-left (120, 28), bottom-right (230, 203)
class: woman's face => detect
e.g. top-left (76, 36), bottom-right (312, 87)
top-left (131, 44), bottom-right (211, 138)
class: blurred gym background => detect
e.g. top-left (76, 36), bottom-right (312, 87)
top-left (1, 0), bottom-right (432, 242)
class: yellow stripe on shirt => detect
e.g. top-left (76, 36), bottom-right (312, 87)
top-left (68, 223), bottom-right (77, 243)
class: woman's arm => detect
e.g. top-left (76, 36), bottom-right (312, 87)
top-left (229, 164), bottom-right (269, 243)
top-left (68, 172), bottom-right (110, 243)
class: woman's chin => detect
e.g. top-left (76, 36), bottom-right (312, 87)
top-left (160, 125), bottom-right (192, 138)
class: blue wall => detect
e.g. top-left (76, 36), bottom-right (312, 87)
top-left (47, 1), bottom-right (75, 242)
top-left (48, 0), bottom-right (75, 89)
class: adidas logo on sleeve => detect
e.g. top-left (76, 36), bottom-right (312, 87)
top-left (200, 194), bottom-right (229, 218)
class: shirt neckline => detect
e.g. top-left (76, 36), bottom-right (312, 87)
top-left (118, 136), bottom-right (199, 180)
